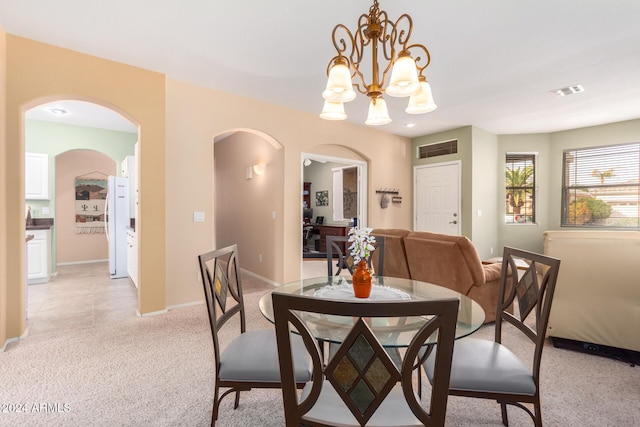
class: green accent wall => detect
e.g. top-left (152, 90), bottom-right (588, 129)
top-left (412, 119), bottom-right (640, 258)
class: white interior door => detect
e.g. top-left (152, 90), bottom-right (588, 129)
top-left (414, 161), bottom-right (461, 235)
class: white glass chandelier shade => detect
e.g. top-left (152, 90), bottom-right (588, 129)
top-left (385, 52), bottom-right (420, 97)
top-left (406, 79), bottom-right (438, 114)
top-left (365, 97), bottom-right (392, 126)
top-left (322, 60), bottom-right (356, 103)
top-left (319, 100), bottom-right (347, 120)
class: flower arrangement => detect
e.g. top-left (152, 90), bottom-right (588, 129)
top-left (347, 226), bottom-right (376, 264)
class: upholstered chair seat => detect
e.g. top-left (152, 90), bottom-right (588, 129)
top-left (425, 337), bottom-right (535, 395)
top-left (218, 330), bottom-right (311, 383)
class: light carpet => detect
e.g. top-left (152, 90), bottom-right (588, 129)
top-left (1, 276), bottom-right (639, 426)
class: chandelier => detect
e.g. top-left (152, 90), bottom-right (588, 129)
top-left (320, 0), bottom-right (437, 125)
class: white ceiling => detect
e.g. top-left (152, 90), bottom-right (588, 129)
top-left (3, 0), bottom-right (640, 138)
top-left (25, 100), bottom-right (138, 133)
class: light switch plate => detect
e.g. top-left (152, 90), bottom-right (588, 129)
top-left (42, 207), bottom-right (50, 215)
top-left (193, 211), bottom-right (205, 222)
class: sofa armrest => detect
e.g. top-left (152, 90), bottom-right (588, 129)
top-left (482, 262), bottom-right (502, 283)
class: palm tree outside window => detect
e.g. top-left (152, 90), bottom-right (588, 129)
top-left (505, 153), bottom-right (536, 224)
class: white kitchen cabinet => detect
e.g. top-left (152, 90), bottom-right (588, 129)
top-left (121, 155), bottom-right (134, 178)
top-left (126, 228), bottom-right (138, 288)
top-left (25, 152), bottom-right (49, 200)
top-left (26, 229), bottom-right (50, 284)
top-left (121, 154), bottom-right (137, 223)
top-left (134, 143), bottom-right (139, 222)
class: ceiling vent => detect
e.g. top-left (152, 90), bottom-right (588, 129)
top-left (418, 139), bottom-right (458, 159)
top-left (550, 84), bottom-right (585, 97)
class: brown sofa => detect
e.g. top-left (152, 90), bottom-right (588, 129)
top-left (372, 229), bottom-right (507, 323)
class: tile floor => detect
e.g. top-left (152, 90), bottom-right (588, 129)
top-left (27, 262), bottom-right (138, 336)
top-left (26, 259), bottom-right (330, 336)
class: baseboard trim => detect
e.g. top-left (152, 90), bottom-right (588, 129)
top-left (166, 301), bottom-right (204, 311)
top-left (57, 259), bottom-right (108, 266)
top-left (137, 309), bottom-right (168, 318)
top-left (241, 268), bottom-right (281, 288)
top-left (1, 336), bottom-right (20, 352)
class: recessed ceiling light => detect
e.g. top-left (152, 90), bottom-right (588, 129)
top-left (49, 108), bottom-right (68, 115)
top-left (404, 122), bottom-right (416, 128)
top-left (550, 84), bottom-right (585, 97)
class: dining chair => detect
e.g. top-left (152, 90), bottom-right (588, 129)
top-left (272, 292), bottom-right (459, 427)
top-left (326, 235), bottom-right (386, 276)
top-left (198, 244), bottom-right (313, 426)
top-left (423, 246), bottom-right (561, 427)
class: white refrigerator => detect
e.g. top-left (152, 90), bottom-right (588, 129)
top-left (106, 176), bottom-right (129, 278)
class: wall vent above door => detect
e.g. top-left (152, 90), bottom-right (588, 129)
top-left (417, 139), bottom-right (458, 159)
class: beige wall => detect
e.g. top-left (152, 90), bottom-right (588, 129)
top-left (1, 27), bottom-right (8, 348)
top-left (2, 34), bottom-right (167, 341)
top-left (2, 29), bottom-right (637, 348)
top-left (165, 78), bottom-right (412, 306)
top-left (55, 150), bottom-right (116, 263)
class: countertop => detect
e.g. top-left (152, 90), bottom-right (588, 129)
top-left (26, 218), bottom-right (54, 230)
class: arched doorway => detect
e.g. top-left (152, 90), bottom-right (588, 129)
top-left (213, 129), bottom-right (284, 284)
top-left (24, 100), bottom-right (139, 335)
top-left (300, 150), bottom-right (368, 278)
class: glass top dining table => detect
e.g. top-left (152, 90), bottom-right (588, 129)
top-left (258, 275), bottom-right (485, 348)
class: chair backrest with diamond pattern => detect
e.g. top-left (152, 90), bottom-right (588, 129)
top-left (272, 292), bottom-right (458, 426)
top-left (198, 244), bottom-right (246, 373)
top-left (495, 246), bottom-right (561, 378)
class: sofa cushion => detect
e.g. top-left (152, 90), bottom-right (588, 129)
top-left (404, 236), bottom-right (476, 295)
top-left (406, 232), bottom-right (486, 286)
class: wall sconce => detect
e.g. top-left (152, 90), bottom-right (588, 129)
top-left (246, 164), bottom-right (266, 180)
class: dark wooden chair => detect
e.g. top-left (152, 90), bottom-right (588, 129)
top-left (326, 235), bottom-right (386, 276)
top-left (198, 244), bottom-right (312, 426)
top-left (423, 246), bottom-right (561, 427)
top-left (273, 292), bottom-right (459, 426)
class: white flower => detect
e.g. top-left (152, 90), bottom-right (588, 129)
top-left (347, 226), bottom-right (376, 263)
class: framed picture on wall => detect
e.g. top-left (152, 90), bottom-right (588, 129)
top-left (316, 190), bottom-right (328, 206)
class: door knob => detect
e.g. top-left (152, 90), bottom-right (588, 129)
top-left (449, 220), bottom-right (457, 224)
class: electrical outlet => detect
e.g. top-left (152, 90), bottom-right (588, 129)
top-left (259, 254), bottom-right (263, 263)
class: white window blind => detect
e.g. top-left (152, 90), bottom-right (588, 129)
top-left (562, 142), bottom-right (640, 228)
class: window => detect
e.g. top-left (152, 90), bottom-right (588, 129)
top-left (562, 142), bottom-right (640, 228)
top-left (505, 153), bottom-right (536, 224)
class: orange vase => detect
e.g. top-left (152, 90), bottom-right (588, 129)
top-left (352, 260), bottom-right (372, 298)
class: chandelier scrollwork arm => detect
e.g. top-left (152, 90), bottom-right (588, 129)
top-left (406, 43), bottom-right (432, 78)
top-left (330, 24), bottom-right (355, 59)
top-left (392, 14), bottom-right (414, 51)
